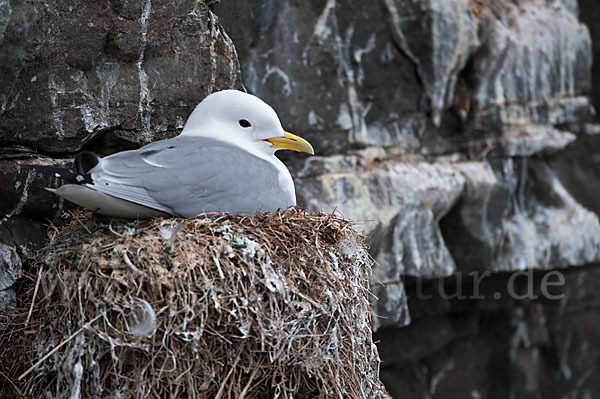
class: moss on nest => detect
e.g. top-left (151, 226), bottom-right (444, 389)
top-left (1, 208), bottom-right (389, 399)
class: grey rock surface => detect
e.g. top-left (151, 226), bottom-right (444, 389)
top-left (1, 0), bottom-right (600, 396)
top-left (0, 242), bottom-right (21, 291)
top-left (580, 0), bottom-right (600, 114)
top-left (564, 0), bottom-right (600, 219)
top-left (296, 155), bottom-right (465, 327)
top-left (0, 0), bottom-right (244, 218)
top-left (217, 0), bottom-right (599, 328)
top-left (0, 0), bottom-right (243, 153)
top-left (0, 242), bottom-right (20, 330)
top-left (0, 286), bottom-right (16, 330)
top-left (442, 159), bottom-right (600, 272)
top-left (468, 0), bottom-right (593, 132)
top-left (216, 0), bottom-right (429, 153)
top-left (382, 0), bottom-right (480, 126)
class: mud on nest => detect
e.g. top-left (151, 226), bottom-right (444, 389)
top-left (1, 208), bottom-right (389, 399)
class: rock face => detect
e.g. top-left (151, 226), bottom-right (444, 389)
top-left (377, 266), bottom-right (600, 398)
top-left (0, 0), bottom-right (243, 302)
top-left (0, 0), bottom-right (243, 153)
top-left (0, 0), bottom-right (243, 349)
top-left (2, 0), bottom-right (600, 397)
top-left (215, 0), bottom-right (600, 396)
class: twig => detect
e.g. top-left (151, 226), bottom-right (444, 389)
top-left (18, 313), bottom-right (103, 381)
top-left (0, 370), bottom-right (24, 397)
top-left (214, 350), bottom-right (242, 399)
top-left (108, 219), bottom-right (124, 237)
top-left (239, 365), bottom-right (260, 399)
top-left (70, 210), bottom-right (91, 234)
top-left (122, 250), bottom-right (148, 279)
top-left (24, 265), bottom-right (43, 327)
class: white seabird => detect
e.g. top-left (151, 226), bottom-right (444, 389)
top-left (48, 90), bottom-right (314, 218)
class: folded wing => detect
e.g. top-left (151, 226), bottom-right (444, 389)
top-left (87, 137), bottom-right (289, 217)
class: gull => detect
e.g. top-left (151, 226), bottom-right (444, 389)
top-left (48, 90), bottom-right (314, 218)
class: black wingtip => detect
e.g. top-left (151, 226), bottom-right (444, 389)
top-left (23, 164), bottom-right (79, 184)
top-left (23, 153), bottom-right (97, 185)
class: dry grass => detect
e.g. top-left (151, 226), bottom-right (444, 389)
top-left (0, 208), bottom-right (388, 399)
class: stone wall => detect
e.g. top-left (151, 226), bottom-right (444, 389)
top-left (2, 0), bottom-right (600, 397)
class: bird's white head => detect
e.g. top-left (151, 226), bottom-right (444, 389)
top-left (180, 90), bottom-right (314, 155)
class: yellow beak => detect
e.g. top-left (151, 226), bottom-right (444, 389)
top-left (265, 131), bottom-right (315, 155)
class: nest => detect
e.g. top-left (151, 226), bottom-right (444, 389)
top-left (1, 208), bottom-right (389, 399)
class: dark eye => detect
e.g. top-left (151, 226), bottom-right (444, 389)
top-left (238, 119), bottom-right (251, 128)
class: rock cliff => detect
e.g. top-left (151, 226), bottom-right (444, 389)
top-left (2, 0), bottom-right (599, 397)
top-left (216, 1), bottom-right (600, 396)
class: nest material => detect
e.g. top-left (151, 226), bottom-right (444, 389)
top-left (1, 208), bottom-right (389, 399)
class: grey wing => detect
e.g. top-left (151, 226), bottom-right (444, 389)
top-left (88, 137), bottom-right (288, 217)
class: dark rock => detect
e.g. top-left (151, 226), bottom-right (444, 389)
top-left (378, 266), bottom-right (600, 398)
top-left (0, 215), bottom-right (49, 256)
top-left (549, 133), bottom-right (600, 217)
top-left (570, 0), bottom-right (600, 121)
top-left (0, 147), bottom-right (71, 219)
top-left (390, 266), bottom-right (600, 398)
top-left (215, 0), bottom-right (428, 153)
top-left (0, 0), bottom-right (243, 153)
